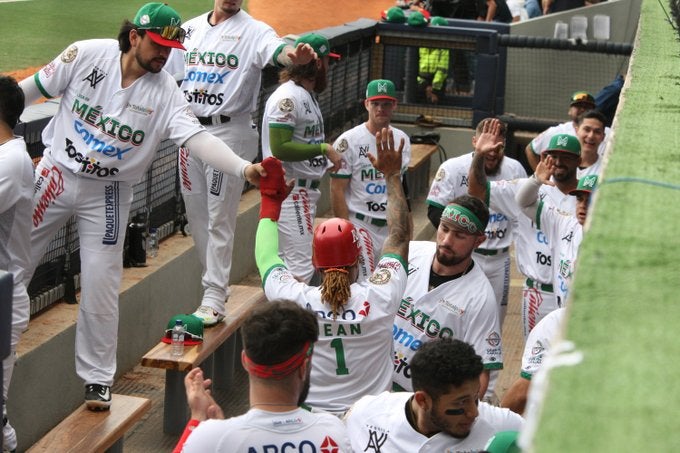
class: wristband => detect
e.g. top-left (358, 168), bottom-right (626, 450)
top-left (172, 419), bottom-right (201, 453)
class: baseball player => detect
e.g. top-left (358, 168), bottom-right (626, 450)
top-left (516, 153), bottom-right (599, 306)
top-left (174, 300), bottom-right (351, 453)
top-left (255, 128), bottom-right (410, 414)
top-left (525, 91), bottom-right (610, 170)
top-left (427, 118), bottom-right (526, 325)
top-left (163, 0), bottom-right (318, 326)
top-left (345, 338), bottom-right (523, 452)
top-left (16, 2), bottom-right (265, 411)
top-left (0, 75), bottom-right (33, 453)
top-left (261, 33), bottom-right (342, 284)
top-left (330, 79), bottom-right (411, 280)
top-left (392, 195), bottom-right (502, 401)
top-left (501, 307), bottom-right (566, 414)
top-left (469, 121), bottom-right (581, 337)
top-left (575, 110), bottom-right (607, 178)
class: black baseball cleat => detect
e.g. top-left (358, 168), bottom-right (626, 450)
top-left (85, 384), bottom-right (112, 411)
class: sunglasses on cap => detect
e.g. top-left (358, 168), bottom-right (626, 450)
top-left (139, 25), bottom-right (186, 43)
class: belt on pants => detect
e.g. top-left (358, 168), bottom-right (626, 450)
top-left (354, 213), bottom-right (387, 227)
top-left (525, 277), bottom-right (554, 293)
top-left (196, 114), bottom-right (231, 126)
top-left (296, 178), bottom-right (320, 189)
top-left (474, 246), bottom-right (509, 256)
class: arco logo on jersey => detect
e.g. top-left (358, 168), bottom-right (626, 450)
top-left (245, 436), bottom-right (339, 453)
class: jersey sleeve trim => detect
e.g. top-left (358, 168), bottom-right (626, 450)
top-left (426, 199), bottom-right (445, 209)
top-left (484, 362), bottom-right (504, 370)
top-left (262, 264), bottom-right (287, 288)
top-left (381, 252), bottom-right (408, 272)
top-left (536, 200), bottom-right (544, 230)
top-left (520, 371), bottom-right (533, 380)
top-left (268, 123), bottom-right (295, 130)
top-left (34, 72), bottom-right (53, 99)
top-left (272, 43), bottom-right (287, 67)
top-left (329, 173), bottom-right (351, 179)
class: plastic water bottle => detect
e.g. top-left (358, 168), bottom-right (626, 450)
top-left (147, 228), bottom-right (159, 258)
top-left (171, 319), bottom-right (185, 357)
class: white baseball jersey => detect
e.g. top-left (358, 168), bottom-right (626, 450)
top-left (331, 123), bottom-right (411, 221)
top-left (345, 391), bottom-right (524, 453)
top-left (262, 80), bottom-right (328, 180)
top-left (182, 408), bottom-right (351, 452)
top-left (533, 202), bottom-right (583, 305)
top-left (489, 179), bottom-right (575, 336)
top-left (393, 241), bottom-right (502, 391)
top-left (529, 121), bottom-right (610, 157)
top-left (263, 256), bottom-right (408, 413)
top-left (166, 9), bottom-right (284, 117)
top-left (427, 153), bottom-right (527, 251)
top-left (489, 179), bottom-right (575, 284)
top-left (1, 137), bottom-right (34, 400)
top-left (520, 307), bottom-right (566, 380)
top-left (35, 39), bottom-right (203, 184)
top-left (577, 158), bottom-right (603, 178)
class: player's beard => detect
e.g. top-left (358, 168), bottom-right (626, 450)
top-left (428, 403), bottom-right (474, 439)
top-left (136, 53), bottom-right (166, 74)
top-left (297, 364), bottom-right (312, 406)
top-left (435, 246), bottom-right (469, 267)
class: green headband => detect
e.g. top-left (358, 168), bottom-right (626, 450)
top-left (440, 204), bottom-right (484, 234)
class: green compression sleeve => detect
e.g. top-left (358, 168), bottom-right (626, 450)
top-left (268, 126), bottom-right (325, 161)
top-left (255, 218), bottom-right (286, 282)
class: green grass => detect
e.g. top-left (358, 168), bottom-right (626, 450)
top-left (0, 1), bottom-right (245, 72)
top-left (532, 1), bottom-right (680, 450)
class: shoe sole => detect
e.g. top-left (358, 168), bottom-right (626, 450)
top-left (85, 401), bottom-right (112, 411)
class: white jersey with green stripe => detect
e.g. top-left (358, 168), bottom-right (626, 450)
top-left (262, 255), bottom-right (408, 413)
top-left (34, 39), bottom-right (203, 184)
top-left (261, 80), bottom-right (328, 180)
top-left (165, 9), bottom-right (284, 118)
top-left (330, 123), bottom-right (411, 221)
top-left (520, 307), bottom-right (566, 379)
top-left (392, 241), bottom-right (503, 391)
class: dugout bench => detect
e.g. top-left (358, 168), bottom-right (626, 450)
top-left (141, 284), bottom-right (266, 434)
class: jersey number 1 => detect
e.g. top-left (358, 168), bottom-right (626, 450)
top-left (330, 338), bottom-right (349, 375)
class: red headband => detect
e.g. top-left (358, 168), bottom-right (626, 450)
top-left (242, 341), bottom-right (313, 380)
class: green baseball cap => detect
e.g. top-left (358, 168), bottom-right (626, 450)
top-left (366, 79), bottom-right (397, 102)
top-left (484, 431), bottom-right (521, 453)
top-left (543, 134), bottom-right (581, 156)
top-left (295, 33), bottom-right (340, 59)
top-left (570, 91), bottom-right (596, 107)
top-left (381, 6), bottom-right (406, 23)
top-left (407, 11), bottom-right (428, 27)
top-left (569, 174), bottom-right (598, 196)
top-left (162, 314), bottom-right (204, 345)
top-left (430, 16), bottom-right (449, 26)
top-left (133, 2), bottom-right (186, 50)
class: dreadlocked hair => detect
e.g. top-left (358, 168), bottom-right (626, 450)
top-left (320, 268), bottom-right (352, 320)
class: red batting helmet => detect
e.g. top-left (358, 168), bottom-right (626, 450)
top-left (312, 218), bottom-right (360, 269)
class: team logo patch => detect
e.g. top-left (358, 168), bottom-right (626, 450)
top-left (531, 340), bottom-right (545, 356)
top-left (486, 331), bottom-right (501, 347)
top-left (435, 167), bottom-right (446, 181)
top-left (336, 138), bottom-right (349, 153)
top-left (61, 45), bottom-right (78, 63)
top-left (369, 268), bottom-right (391, 285)
top-left (278, 98), bottom-right (294, 113)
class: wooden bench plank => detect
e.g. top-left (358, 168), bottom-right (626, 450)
top-left (27, 394), bottom-right (151, 453)
top-left (141, 284), bottom-right (266, 371)
top-left (408, 143), bottom-right (438, 172)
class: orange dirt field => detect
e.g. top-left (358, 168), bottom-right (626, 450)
top-left (3, 0), bottom-right (396, 81)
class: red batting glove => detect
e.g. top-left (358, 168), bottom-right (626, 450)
top-left (259, 157), bottom-right (287, 221)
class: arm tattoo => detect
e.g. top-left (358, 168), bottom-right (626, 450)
top-left (383, 173), bottom-right (411, 259)
top-left (468, 152), bottom-right (488, 202)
